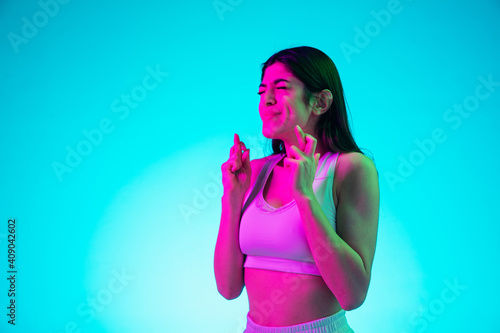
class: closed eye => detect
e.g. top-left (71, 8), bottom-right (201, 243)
top-left (257, 87), bottom-right (287, 95)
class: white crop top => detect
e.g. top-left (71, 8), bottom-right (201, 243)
top-left (239, 151), bottom-right (340, 276)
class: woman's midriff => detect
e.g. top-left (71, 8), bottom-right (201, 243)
top-left (244, 267), bottom-right (342, 327)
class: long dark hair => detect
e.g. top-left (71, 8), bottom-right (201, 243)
top-left (260, 46), bottom-right (370, 159)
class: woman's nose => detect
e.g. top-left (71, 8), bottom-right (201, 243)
top-left (264, 90), bottom-right (276, 106)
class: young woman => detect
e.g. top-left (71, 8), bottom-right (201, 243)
top-left (214, 46), bottom-right (379, 333)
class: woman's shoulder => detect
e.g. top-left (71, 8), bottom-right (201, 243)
top-left (332, 152), bottom-right (378, 203)
top-left (250, 154), bottom-right (277, 169)
top-left (249, 154), bottom-right (283, 176)
top-left (252, 153), bottom-right (281, 163)
top-left (335, 152), bottom-right (378, 182)
top-left (337, 151), bottom-right (373, 165)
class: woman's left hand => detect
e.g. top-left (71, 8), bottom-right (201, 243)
top-left (283, 125), bottom-right (321, 200)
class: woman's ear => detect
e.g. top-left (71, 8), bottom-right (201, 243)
top-left (311, 89), bottom-right (333, 115)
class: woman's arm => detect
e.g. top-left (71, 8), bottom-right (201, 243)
top-left (214, 134), bottom-right (254, 300)
top-left (296, 152), bottom-right (380, 310)
top-left (214, 194), bottom-right (246, 300)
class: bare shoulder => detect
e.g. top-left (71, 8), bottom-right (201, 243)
top-left (335, 152), bottom-right (378, 191)
top-left (251, 155), bottom-right (274, 164)
top-left (337, 152), bottom-right (376, 173)
top-left (249, 155), bottom-right (274, 179)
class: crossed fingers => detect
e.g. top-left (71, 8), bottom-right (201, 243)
top-left (293, 125), bottom-right (317, 158)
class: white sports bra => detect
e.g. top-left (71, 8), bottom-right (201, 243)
top-left (239, 151), bottom-right (340, 276)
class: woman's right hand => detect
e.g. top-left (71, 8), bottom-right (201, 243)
top-left (221, 133), bottom-right (252, 199)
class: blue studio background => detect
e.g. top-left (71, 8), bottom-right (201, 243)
top-left (1, 0), bottom-right (499, 332)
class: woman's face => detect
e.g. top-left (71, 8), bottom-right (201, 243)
top-left (258, 62), bottom-right (315, 141)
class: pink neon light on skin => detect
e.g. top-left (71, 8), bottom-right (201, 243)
top-left (215, 60), bottom-right (378, 327)
top-left (258, 62), bottom-right (329, 162)
top-left (238, 62), bottom-right (343, 326)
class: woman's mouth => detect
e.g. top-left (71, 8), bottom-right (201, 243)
top-left (262, 112), bottom-right (281, 120)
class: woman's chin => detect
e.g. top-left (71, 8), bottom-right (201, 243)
top-left (263, 124), bottom-right (290, 140)
top-left (262, 128), bottom-right (278, 139)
